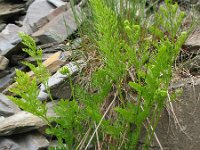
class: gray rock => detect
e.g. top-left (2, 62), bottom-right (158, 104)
top-left (0, 111), bottom-right (46, 136)
top-left (40, 61), bottom-right (80, 98)
top-left (0, 24), bottom-right (23, 56)
top-left (48, 0), bottom-right (67, 7)
top-left (0, 93), bottom-right (21, 117)
top-left (0, 116), bottom-right (4, 122)
top-left (24, 0), bottom-right (35, 10)
top-left (0, 70), bottom-right (9, 78)
top-left (38, 91), bottom-right (49, 101)
top-left (23, 3), bottom-right (70, 36)
top-left (0, 69), bottom-right (15, 92)
top-left (0, 132), bottom-right (49, 150)
top-left (184, 26), bottom-right (200, 51)
top-left (40, 62), bottom-right (79, 91)
top-left (0, 138), bottom-right (20, 150)
top-left (0, 36), bottom-right (15, 56)
top-left (32, 5), bottom-right (81, 43)
top-left (0, 2), bottom-right (25, 20)
top-left (22, 0), bottom-right (56, 33)
top-left (51, 81), bottom-right (71, 99)
top-left (0, 55), bottom-right (9, 70)
top-left (46, 101), bottom-right (57, 117)
top-left (0, 23), bottom-right (6, 32)
top-left (152, 77), bottom-right (200, 150)
top-left (1, 24), bottom-right (22, 45)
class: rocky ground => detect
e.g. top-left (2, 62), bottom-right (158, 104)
top-left (0, 0), bottom-right (199, 149)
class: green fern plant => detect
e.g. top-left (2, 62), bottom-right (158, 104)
top-left (8, 33), bottom-right (49, 122)
top-left (7, 0), bottom-right (189, 149)
top-left (8, 70), bottom-right (47, 118)
top-left (47, 99), bottom-right (83, 150)
top-left (81, 0), bottom-right (189, 149)
top-left (8, 34), bottom-right (82, 149)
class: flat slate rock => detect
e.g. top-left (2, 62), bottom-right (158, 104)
top-left (184, 26), bottom-right (200, 51)
top-left (0, 2), bottom-right (25, 20)
top-left (0, 23), bottom-right (6, 32)
top-left (3, 51), bottom-right (64, 95)
top-left (0, 24), bottom-right (23, 56)
top-left (1, 24), bottom-right (22, 45)
top-left (48, 0), bottom-right (67, 7)
top-left (0, 111), bottom-right (46, 136)
top-left (0, 70), bottom-right (9, 78)
top-left (0, 36), bottom-right (15, 56)
top-left (0, 132), bottom-right (49, 150)
top-left (39, 61), bottom-right (82, 99)
top-left (152, 77), bottom-right (200, 150)
top-left (0, 55), bottom-right (9, 70)
top-left (22, 0), bottom-right (56, 33)
top-left (0, 69), bottom-right (15, 92)
top-left (32, 5), bottom-right (81, 43)
top-left (40, 61), bottom-right (80, 91)
top-left (46, 101), bottom-right (57, 117)
top-left (0, 93), bottom-right (20, 117)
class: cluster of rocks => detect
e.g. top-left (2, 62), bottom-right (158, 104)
top-left (0, 0), bottom-right (85, 149)
top-left (0, 0), bottom-right (199, 149)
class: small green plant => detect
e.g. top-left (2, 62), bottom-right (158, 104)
top-left (47, 99), bottom-right (82, 150)
top-left (8, 33), bottom-right (49, 121)
top-left (8, 33), bottom-right (84, 150)
top-left (77, 0), bottom-right (188, 149)
top-left (8, 0), bottom-right (189, 149)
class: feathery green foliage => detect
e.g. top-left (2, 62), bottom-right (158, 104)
top-left (8, 33), bottom-right (49, 120)
top-left (47, 100), bottom-right (82, 150)
top-left (8, 0), bottom-right (189, 149)
top-left (8, 70), bottom-right (47, 118)
top-left (81, 0), bottom-right (188, 149)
